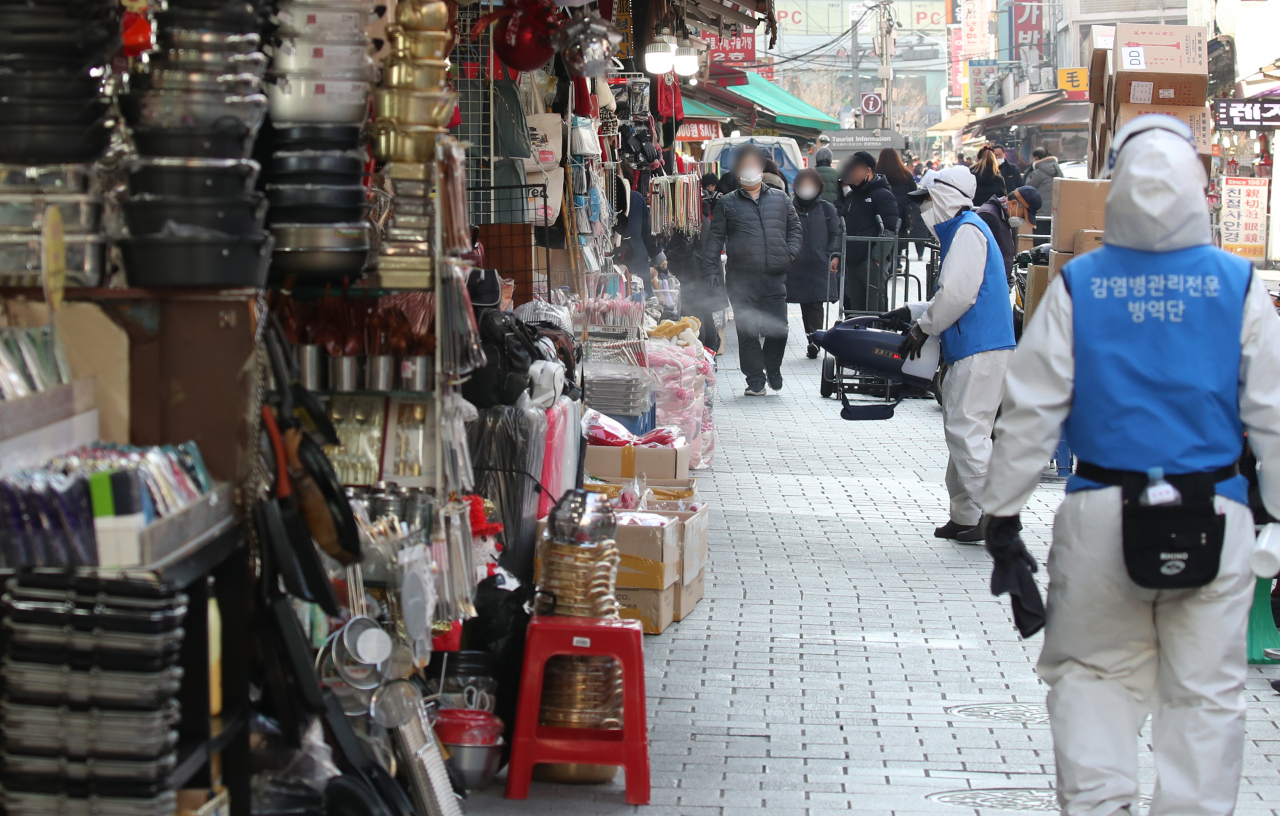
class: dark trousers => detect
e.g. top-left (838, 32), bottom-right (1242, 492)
top-left (730, 289), bottom-right (787, 389)
top-left (798, 302), bottom-right (824, 343)
top-left (688, 308), bottom-right (720, 353)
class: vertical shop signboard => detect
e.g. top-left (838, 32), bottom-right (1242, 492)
top-left (947, 24), bottom-right (964, 101)
top-left (1011, 0), bottom-right (1043, 64)
top-left (968, 59), bottom-right (999, 108)
top-left (961, 0), bottom-right (990, 59)
top-left (1221, 176), bottom-right (1270, 261)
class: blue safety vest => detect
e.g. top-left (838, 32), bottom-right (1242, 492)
top-left (931, 210), bottom-right (1016, 364)
top-left (1062, 244), bottom-right (1253, 504)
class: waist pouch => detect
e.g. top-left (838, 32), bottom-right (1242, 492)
top-left (1077, 462), bottom-right (1233, 590)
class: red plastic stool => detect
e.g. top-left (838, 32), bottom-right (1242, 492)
top-left (504, 616), bottom-right (650, 805)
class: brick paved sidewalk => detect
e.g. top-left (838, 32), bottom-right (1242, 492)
top-left (470, 302), bottom-right (1280, 815)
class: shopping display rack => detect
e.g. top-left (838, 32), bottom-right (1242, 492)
top-left (819, 228), bottom-right (938, 407)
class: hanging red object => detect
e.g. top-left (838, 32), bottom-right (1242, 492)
top-left (121, 11), bottom-right (151, 58)
top-left (473, 0), bottom-right (559, 72)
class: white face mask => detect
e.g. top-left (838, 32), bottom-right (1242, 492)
top-left (1007, 215), bottom-right (1025, 228)
top-left (796, 185), bottom-right (818, 200)
top-left (738, 166), bottom-right (763, 187)
top-left (920, 199), bottom-right (942, 238)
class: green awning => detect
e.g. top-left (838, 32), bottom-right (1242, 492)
top-left (682, 98), bottom-right (733, 122)
top-left (723, 73), bottom-right (839, 131)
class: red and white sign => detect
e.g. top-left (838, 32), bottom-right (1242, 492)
top-left (1221, 176), bottom-right (1270, 260)
top-left (700, 32), bottom-right (755, 65)
top-left (676, 120), bottom-right (723, 142)
top-left (948, 24), bottom-right (964, 99)
top-left (860, 92), bottom-right (884, 115)
top-left (960, 0), bottom-right (991, 58)
top-left (1011, 0), bottom-right (1043, 62)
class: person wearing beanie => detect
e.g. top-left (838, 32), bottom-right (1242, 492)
top-left (813, 145), bottom-right (839, 203)
top-left (699, 144), bottom-right (802, 395)
top-left (835, 150), bottom-right (900, 311)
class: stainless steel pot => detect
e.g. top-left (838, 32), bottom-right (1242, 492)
top-left (0, 194), bottom-right (100, 233)
top-left (295, 344), bottom-right (323, 390)
top-left (270, 222), bottom-right (372, 279)
top-left (270, 38), bottom-right (373, 75)
top-left (329, 356), bottom-right (359, 391)
top-left (152, 49), bottom-right (268, 78)
top-left (271, 221), bottom-right (371, 250)
top-left (365, 355), bottom-right (394, 390)
top-left (372, 89), bottom-right (455, 127)
top-left (125, 90), bottom-right (268, 131)
top-left (371, 119), bottom-right (444, 163)
top-left (0, 233), bottom-right (104, 287)
top-left (142, 69), bottom-right (263, 95)
top-left (159, 29), bottom-right (261, 53)
top-left (267, 73), bottom-right (369, 125)
top-left (277, 3), bottom-right (373, 39)
top-left (380, 58), bottom-right (449, 90)
top-left (385, 26), bottom-right (452, 60)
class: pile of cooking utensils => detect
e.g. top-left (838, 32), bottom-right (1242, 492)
top-left (263, 0), bottom-right (375, 283)
top-left (0, 164), bottom-right (106, 287)
top-left (0, 573), bottom-right (188, 816)
top-left (371, 0), bottom-right (454, 165)
top-left (118, 0), bottom-right (273, 287)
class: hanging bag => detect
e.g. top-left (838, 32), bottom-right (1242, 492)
top-left (525, 112), bottom-right (564, 171)
top-left (492, 79), bottom-right (532, 159)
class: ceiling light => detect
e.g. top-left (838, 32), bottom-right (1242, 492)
top-left (674, 40), bottom-right (700, 76)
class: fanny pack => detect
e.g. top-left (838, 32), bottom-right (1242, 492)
top-left (1076, 461), bottom-right (1234, 590)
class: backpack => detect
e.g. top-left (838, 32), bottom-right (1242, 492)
top-left (461, 309), bottom-right (544, 409)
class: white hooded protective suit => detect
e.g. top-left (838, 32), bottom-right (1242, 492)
top-left (907, 166), bottom-right (1013, 527)
top-left (979, 121), bottom-right (1280, 816)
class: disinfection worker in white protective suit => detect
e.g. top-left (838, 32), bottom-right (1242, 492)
top-left (881, 165), bottom-right (1016, 544)
top-left (978, 115), bottom-right (1280, 816)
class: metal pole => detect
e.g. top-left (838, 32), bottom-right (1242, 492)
top-left (880, 2), bottom-right (893, 131)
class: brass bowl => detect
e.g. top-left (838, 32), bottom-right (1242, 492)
top-left (393, 0), bottom-right (449, 30)
top-left (372, 119), bottom-right (445, 162)
top-left (387, 26), bottom-right (453, 60)
top-left (373, 88), bottom-right (456, 127)
top-left (382, 57), bottom-right (449, 90)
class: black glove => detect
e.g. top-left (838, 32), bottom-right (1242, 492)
top-left (879, 306), bottom-right (912, 325)
top-left (898, 324), bottom-right (928, 360)
top-left (985, 514), bottom-right (1045, 638)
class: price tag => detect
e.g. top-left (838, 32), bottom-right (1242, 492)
top-left (41, 206), bottom-right (65, 310)
top-left (1120, 46), bottom-right (1146, 71)
top-left (1159, 88), bottom-right (1175, 99)
top-left (572, 636), bottom-right (591, 648)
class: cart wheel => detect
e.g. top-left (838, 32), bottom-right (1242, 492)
top-left (820, 357), bottom-right (836, 398)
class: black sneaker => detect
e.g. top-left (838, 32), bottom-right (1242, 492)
top-left (806, 343), bottom-right (819, 359)
top-left (744, 385), bottom-right (766, 396)
top-left (767, 371), bottom-right (783, 391)
top-left (956, 517), bottom-right (989, 544)
top-left (934, 520), bottom-right (973, 540)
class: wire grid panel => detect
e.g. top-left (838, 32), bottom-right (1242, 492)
top-left (453, 2), bottom-right (491, 224)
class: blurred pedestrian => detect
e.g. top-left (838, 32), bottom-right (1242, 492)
top-left (877, 147), bottom-right (918, 272)
top-left (992, 145), bottom-right (1022, 194)
top-left (835, 150), bottom-right (899, 311)
top-left (813, 144), bottom-right (840, 203)
top-left (970, 147), bottom-right (1007, 205)
top-left (786, 168), bottom-right (842, 359)
top-left (1024, 146), bottom-right (1063, 207)
top-left (762, 157), bottom-right (789, 193)
top-left (701, 145), bottom-right (802, 396)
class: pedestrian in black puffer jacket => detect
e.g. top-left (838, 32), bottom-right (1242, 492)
top-left (786, 168), bottom-right (842, 359)
top-left (835, 151), bottom-right (899, 311)
top-left (969, 149), bottom-right (1007, 205)
top-left (700, 145), bottom-right (803, 395)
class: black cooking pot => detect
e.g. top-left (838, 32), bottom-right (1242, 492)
top-left (124, 193), bottom-right (268, 236)
top-left (0, 96), bottom-right (109, 126)
top-left (0, 20), bottom-right (118, 60)
top-left (128, 158), bottom-right (259, 197)
top-left (0, 117), bottom-right (110, 163)
top-left (0, 66), bottom-right (102, 98)
top-left (265, 184), bottom-right (367, 225)
top-left (121, 231), bottom-right (273, 288)
top-left (268, 151), bottom-right (365, 185)
top-left (131, 122), bottom-right (255, 159)
top-left (155, 3), bottom-right (261, 33)
top-left (269, 124), bottom-right (362, 152)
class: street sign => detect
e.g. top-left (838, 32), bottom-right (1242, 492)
top-left (699, 32), bottom-right (755, 65)
top-left (1057, 67), bottom-right (1088, 100)
top-left (967, 59), bottom-right (999, 108)
top-left (860, 92), bottom-right (884, 115)
top-left (1214, 98), bottom-right (1280, 130)
top-left (1221, 176), bottom-right (1270, 261)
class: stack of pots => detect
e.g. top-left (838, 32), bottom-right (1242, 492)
top-left (120, 0), bottom-right (273, 287)
top-left (372, 0), bottom-right (455, 165)
top-left (0, 0), bottom-right (117, 286)
top-left (264, 0), bottom-right (375, 282)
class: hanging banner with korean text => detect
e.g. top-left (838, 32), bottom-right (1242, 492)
top-left (700, 32), bottom-right (756, 66)
top-left (1011, 0), bottom-right (1043, 64)
top-left (1221, 176), bottom-right (1270, 261)
top-left (1214, 99), bottom-right (1280, 131)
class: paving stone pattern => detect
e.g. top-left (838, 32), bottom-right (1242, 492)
top-left (470, 300), bottom-right (1280, 815)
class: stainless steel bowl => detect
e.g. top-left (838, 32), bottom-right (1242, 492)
top-left (159, 30), bottom-right (262, 53)
top-left (271, 221), bottom-right (371, 250)
top-left (270, 222), bottom-right (372, 279)
top-left (0, 194), bottom-right (100, 233)
top-left (267, 73), bottom-right (369, 125)
top-left (271, 38), bottom-right (373, 75)
top-left (443, 743), bottom-right (503, 791)
top-left (0, 164), bottom-right (91, 194)
top-left (142, 69), bottom-right (263, 95)
top-left (153, 49), bottom-right (269, 78)
top-left (0, 233), bottom-right (104, 287)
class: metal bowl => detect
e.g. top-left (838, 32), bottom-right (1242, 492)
top-left (372, 89), bottom-right (455, 127)
top-left (271, 38), bottom-right (372, 75)
top-left (442, 742), bottom-right (503, 791)
top-left (380, 57), bottom-right (448, 90)
top-left (158, 29), bottom-right (261, 53)
top-left (266, 73), bottom-right (369, 125)
top-left (385, 26), bottom-right (451, 60)
top-left (371, 119), bottom-right (443, 163)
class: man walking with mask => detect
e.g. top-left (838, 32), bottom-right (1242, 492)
top-left (881, 165), bottom-right (1016, 542)
top-left (701, 145), bottom-right (803, 395)
top-left (977, 115), bottom-right (1280, 816)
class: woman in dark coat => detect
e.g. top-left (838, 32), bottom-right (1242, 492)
top-left (877, 148), bottom-right (917, 268)
top-left (786, 168), bottom-right (842, 359)
top-left (969, 147), bottom-right (1007, 205)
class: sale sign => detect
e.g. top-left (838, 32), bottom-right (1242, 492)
top-left (1221, 176), bottom-right (1270, 261)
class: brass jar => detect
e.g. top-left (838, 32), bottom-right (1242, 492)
top-left (372, 88), bottom-right (456, 127)
top-left (382, 57), bottom-right (449, 90)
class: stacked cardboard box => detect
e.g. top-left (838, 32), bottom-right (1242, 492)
top-left (1027, 179), bottom-right (1112, 324)
top-left (1087, 24), bottom-right (1212, 179)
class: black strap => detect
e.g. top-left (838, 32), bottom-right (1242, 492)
top-left (1075, 461), bottom-right (1238, 504)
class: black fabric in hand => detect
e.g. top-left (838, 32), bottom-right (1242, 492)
top-left (879, 306), bottom-right (912, 325)
top-left (985, 514), bottom-right (1046, 638)
top-left (898, 325), bottom-right (928, 360)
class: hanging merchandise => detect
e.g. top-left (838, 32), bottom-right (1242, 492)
top-left (474, 0), bottom-right (561, 72)
top-left (440, 140), bottom-right (471, 253)
top-left (554, 12), bottom-right (622, 77)
top-left (648, 173), bottom-right (702, 238)
top-left (437, 259), bottom-right (486, 379)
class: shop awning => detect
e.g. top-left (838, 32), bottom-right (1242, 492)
top-left (964, 90), bottom-right (1068, 135)
top-left (722, 72), bottom-right (839, 131)
top-left (682, 98), bottom-right (733, 123)
top-left (1005, 101), bottom-right (1091, 128)
top-left (927, 110), bottom-right (974, 134)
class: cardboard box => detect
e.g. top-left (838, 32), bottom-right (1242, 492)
top-left (1016, 233), bottom-right (1049, 253)
top-left (1111, 24), bottom-right (1208, 109)
top-left (1114, 103), bottom-right (1212, 154)
top-left (1050, 178), bottom-right (1110, 252)
top-left (584, 443), bottom-right (691, 481)
top-left (1049, 249), bottom-right (1073, 278)
top-left (1089, 48), bottom-right (1110, 103)
top-left (1073, 230), bottom-right (1105, 256)
top-left (617, 584), bottom-right (675, 634)
top-left (1023, 265), bottom-right (1051, 327)
top-left (674, 569), bottom-right (705, 621)
top-left (614, 513), bottom-right (681, 590)
top-left (653, 505), bottom-right (709, 584)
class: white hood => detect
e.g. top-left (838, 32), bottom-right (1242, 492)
top-left (1105, 126), bottom-right (1210, 253)
top-left (917, 165), bottom-right (976, 236)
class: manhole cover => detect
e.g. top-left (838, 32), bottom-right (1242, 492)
top-left (944, 703), bottom-right (1049, 724)
top-left (927, 788), bottom-right (1057, 811)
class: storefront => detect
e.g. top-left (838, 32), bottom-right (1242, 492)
top-left (963, 90), bottom-right (1090, 164)
top-left (0, 0), bottom-right (732, 812)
